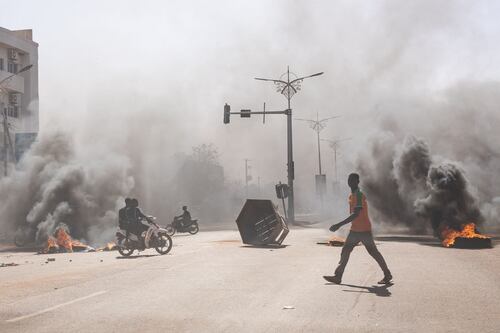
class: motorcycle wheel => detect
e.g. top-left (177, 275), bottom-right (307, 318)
top-left (118, 240), bottom-right (134, 257)
top-left (118, 247), bottom-right (134, 256)
top-left (188, 224), bottom-right (199, 235)
top-left (155, 234), bottom-right (173, 255)
top-left (165, 225), bottom-right (175, 236)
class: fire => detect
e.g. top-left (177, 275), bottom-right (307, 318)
top-left (55, 228), bottom-right (74, 252)
top-left (328, 235), bottom-right (346, 247)
top-left (45, 236), bottom-right (59, 253)
top-left (97, 242), bottom-right (117, 251)
top-left (441, 223), bottom-right (489, 248)
top-left (42, 224), bottom-right (93, 253)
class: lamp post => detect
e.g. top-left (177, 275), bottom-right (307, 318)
top-left (321, 137), bottom-right (352, 182)
top-left (1, 64), bottom-right (33, 176)
top-left (244, 158), bottom-right (251, 198)
top-left (254, 67), bottom-right (324, 223)
top-left (295, 112), bottom-right (339, 175)
top-left (224, 67), bottom-right (323, 224)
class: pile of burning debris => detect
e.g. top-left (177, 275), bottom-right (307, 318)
top-left (440, 222), bottom-right (492, 249)
top-left (41, 224), bottom-right (94, 253)
top-left (318, 223), bottom-right (492, 249)
top-left (317, 235), bottom-right (347, 247)
top-left (40, 224), bottom-right (117, 254)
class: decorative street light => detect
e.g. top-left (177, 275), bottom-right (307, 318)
top-left (295, 112), bottom-right (339, 175)
top-left (224, 67), bottom-right (323, 224)
top-left (252, 67), bottom-right (324, 223)
top-left (321, 137), bottom-right (352, 183)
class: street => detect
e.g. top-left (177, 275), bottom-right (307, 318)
top-left (1, 228), bottom-right (499, 333)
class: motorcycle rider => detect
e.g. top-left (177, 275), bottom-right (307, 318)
top-left (126, 198), bottom-right (152, 245)
top-left (175, 206), bottom-right (192, 228)
top-left (118, 198), bottom-right (132, 231)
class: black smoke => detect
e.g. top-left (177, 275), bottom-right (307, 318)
top-left (358, 134), bottom-right (485, 235)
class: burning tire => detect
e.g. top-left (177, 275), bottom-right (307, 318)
top-left (165, 225), bottom-right (175, 236)
top-left (188, 224), bottom-right (199, 235)
top-left (155, 234), bottom-right (173, 255)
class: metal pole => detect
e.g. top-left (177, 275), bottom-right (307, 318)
top-left (258, 176), bottom-right (261, 196)
top-left (334, 144), bottom-right (338, 182)
top-left (286, 66), bottom-right (295, 224)
top-left (245, 159), bottom-right (249, 198)
top-left (2, 106), bottom-right (7, 177)
top-left (317, 128), bottom-right (322, 175)
top-left (252, 67), bottom-right (324, 223)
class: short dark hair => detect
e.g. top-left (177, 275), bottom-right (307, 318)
top-left (348, 173), bottom-right (360, 181)
top-left (125, 198), bottom-right (132, 206)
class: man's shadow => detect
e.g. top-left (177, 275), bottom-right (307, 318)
top-left (326, 282), bottom-right (393, 297)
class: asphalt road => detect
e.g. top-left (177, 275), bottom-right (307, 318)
top-left (0, 228), bottom-right (499, 333)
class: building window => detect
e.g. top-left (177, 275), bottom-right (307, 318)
top-left (0, 58), bottom-right (3, 71)
top-left (7, 105), bottom-right (19, 118)
top-left (7, 62), bottom-right (18, 74)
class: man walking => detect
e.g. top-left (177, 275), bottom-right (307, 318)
top-left (324, 173), bottom-right (392, 284)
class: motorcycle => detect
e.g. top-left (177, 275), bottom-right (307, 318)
top-left (116, 216), bottom-right (173, 257)
top-left (165, 218), bottom-right (199, 236)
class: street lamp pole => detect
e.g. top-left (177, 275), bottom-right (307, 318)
top-left (321, 137), bottom-right (352, 182)
top-left (295, 113), bottom-right (339, 176)
top-left (254, 67), bottom-right (324, 224)
top-left (244, 158), bottom-right (251, 198)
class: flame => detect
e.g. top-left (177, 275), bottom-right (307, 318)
top-left (42, 225), bottom-right (93, 253)
top-left (441, 223), bottom-right (489, 247)
top-left (55, 228), bottom-right (74, 252)
top-left (44, 236), bottom-right (59, 253)
top-left (97, 242), bottom-right (117, 251)
top-left (328, 235), bottom-right (346, 247)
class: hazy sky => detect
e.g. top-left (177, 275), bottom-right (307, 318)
top-left (2, 0), bottom-right (500, 188)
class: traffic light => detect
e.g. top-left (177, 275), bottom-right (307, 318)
top-left (224, 103), bottom-right (230, 124)
top-left (240, 109), bottom-right (251, 118)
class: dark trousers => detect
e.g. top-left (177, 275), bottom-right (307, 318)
top-left (334, 231), bottom-right (391, 278)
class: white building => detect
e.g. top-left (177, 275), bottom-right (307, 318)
top-left (0, 27), bottom-right (38, 165)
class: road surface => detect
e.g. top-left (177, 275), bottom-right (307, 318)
top-left (1, 228), bottom-right (499, 332)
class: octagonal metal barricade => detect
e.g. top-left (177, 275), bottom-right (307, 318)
top-left (236, 199), bottom-right (289, 246)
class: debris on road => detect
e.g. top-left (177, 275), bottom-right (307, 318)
top-left (0, 262), bottom-right (19, 268)
top-left (282, 305), bottom-right (295, 310)
top-left (236, 199), bottom-right (289, 246)
top-left (97, 242), bottom-right (117, 252)
top-left (40, 224), bottom-right (95, 254)
top-left (47, 258), bottom-right (56, 262)
top-left (441, 223), bottom-right (492, 248)
top-left (317, 235), bottom-right (347, 247)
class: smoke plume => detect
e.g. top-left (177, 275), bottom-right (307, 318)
top-left (0, 132), bottom-right (134, 245)
top-left (358, 124), bottom-right (495, 234)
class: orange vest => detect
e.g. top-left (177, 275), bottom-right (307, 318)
top-left (349, 189), bottom-right (372, 232)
